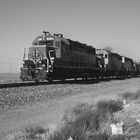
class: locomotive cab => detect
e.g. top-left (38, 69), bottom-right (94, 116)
top-left (96, 49), bottom-right (109, 70)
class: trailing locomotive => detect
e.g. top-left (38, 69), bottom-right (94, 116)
top-left (96, 49), bottom-right (137, 77)
top-left (20, 31), bottom-right (140, 82)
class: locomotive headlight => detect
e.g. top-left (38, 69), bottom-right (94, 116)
top-left (42, 35), bottom-right (46, 42)
top-left (39, 60), bottom-right (41, 64)
top-left (23, 61), bottom-right (25, 64)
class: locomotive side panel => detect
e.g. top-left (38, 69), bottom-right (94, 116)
top-left (68, 40), bottom-right (96, 68)
top-left (54, 39), bottom-right (98, 79)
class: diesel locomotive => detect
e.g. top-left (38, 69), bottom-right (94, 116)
top-left (20, 31), bottom-right (140, 82)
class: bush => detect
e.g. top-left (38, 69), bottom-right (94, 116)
top-left (122, 91), bottom-right (140, 100)
top-left (23, 124), bottom-right (47, 139)
top-left (48, 100), bottom-right (124, 140)
top-left (50, 108), bottom-right (102, 140)
top-left (96, 99), bottom-right (123, 114)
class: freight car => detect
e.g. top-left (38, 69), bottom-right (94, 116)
top-left (20, 31), bottom-right (99, 82)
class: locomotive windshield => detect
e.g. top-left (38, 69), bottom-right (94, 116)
top-left (33, 40), bottom-right (54, 46)
top-left (32, 36), bottom-right (54, 46)
top-left (46, 41), bottom-right (54, 46)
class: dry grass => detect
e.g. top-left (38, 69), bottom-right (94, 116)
top-left (108, 135), bottom-right (126, 140)
top-left (96, 99), bottom-right (123, 114)
top-left (48, 99), bottom-right (124, 140)
top-left (5, 124), bottom-right (48, 140)
top-left (10, 98), bottom-right (140, 140)
top-left (0, 76), bottom-right (126, 111)
top-left (111, 90), bottom-right (140, 140)
top-left (24, 124), bottom-right (47, 139)
top-left (0, 84), bottom-right (73, 111)
top-left (122, 90), bottom-right (140, 101)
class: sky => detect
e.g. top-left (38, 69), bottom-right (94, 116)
top-left (0, 0), bottom-right (140, 73)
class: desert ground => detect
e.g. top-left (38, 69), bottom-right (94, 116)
top-left (0, 74), bottom-right (140, 139)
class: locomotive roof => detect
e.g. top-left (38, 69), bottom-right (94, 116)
top-left (32, 34), bottom-right (95, 52)
top-left (67, 39), bottom-right (95, 52)
top-left (54, 35), bottom-right (95, 51)
top-left (32, 35), bottom-right (70, 45)
top-left (124, 56), bottom-right (134, 62)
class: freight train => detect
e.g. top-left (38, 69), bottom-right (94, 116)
top-left (20, 31), bottom-right (140, 82)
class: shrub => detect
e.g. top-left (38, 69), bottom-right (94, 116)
top-left (48, 102), bottom-right (116, 140)
top-left (96, 99), bottom-right (123, 114)
top-left (48, 100), bottom-right (124, 140)
top-left (50, 108), bottom-right (101, 140)
top-left (23, 124), bottom-right (47, 139)
top-left (62, 103), bottom-right (93, 123)
top-left (122, 91), bottom-right (140, 100)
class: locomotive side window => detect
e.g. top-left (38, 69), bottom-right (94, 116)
top-left (49, 50), bottom-right (55, 60)
top-left (49, 50), bottom-right (55, 57)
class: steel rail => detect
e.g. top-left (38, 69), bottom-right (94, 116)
top-left (0, 81), bottom-right (50, 89)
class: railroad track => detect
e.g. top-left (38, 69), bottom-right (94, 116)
top-left (0, 76), bottom-right (138, 89)
top-left (0, 78), bottom-right (98, 89)
top-left (0, 79), bottom-right (81, 89)
top-left (0, 81), bottom-right (50, 89)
